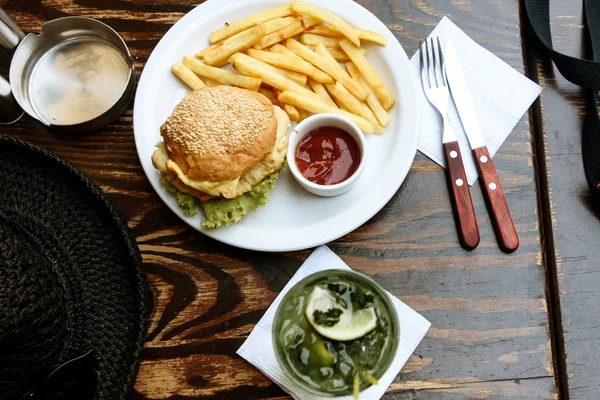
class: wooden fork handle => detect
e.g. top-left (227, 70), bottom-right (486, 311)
top-left (473, 146), bottom-right (519, 253)
top-left (443, 141), bottom-right (480, 250)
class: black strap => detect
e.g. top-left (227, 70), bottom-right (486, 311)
top-left (524, 0), bottom-right (600, 196)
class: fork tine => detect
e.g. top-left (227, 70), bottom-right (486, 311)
top-left (430, 37), bottom-right (439, 87)
top-left (437, 37), bottom-right (446, 86)
top-left (419, 40), bottom-right (425, 85)
top-left (424, 39), bottom-right (433, 88)
top-left (420, 40), bottom-right (431, 89)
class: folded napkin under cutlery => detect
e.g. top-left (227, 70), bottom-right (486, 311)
top-left (412, 16), bottom-right (542, 185)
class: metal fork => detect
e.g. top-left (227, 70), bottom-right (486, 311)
top-left (420, 37), bottom-right (480, 250)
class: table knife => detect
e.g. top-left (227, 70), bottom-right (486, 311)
top-left (444, 41), bottom-right (519, 253)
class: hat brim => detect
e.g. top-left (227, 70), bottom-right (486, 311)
top-left (0, 135), bottom-right (149, 400)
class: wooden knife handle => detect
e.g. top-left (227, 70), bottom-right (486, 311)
top-left (473, 146), bottom-right (519, 253)
top-left (443, 141), bottom-right (480, 250)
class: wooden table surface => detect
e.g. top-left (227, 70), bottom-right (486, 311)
top-left (526, 1), bottom-right (600, 399)
top-left (5, 0), bottom-right (597, 398)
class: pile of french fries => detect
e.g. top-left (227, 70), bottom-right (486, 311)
top-left (171, 1), bottom-right (394, 134)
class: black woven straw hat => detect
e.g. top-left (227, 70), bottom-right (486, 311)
top-left (0, 135), bottom-right (149, 399)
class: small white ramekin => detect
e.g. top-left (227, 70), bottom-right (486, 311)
top-left (287, 113), bottom-right (367, 197)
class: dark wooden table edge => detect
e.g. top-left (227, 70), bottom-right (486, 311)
top-left (518, 1), bottom-right (568, 398)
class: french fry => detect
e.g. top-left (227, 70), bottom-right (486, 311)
top-left (300, 33), bottom-right (341, 48)
top-left (203, 23), bottom-right (267, 66)
top-left (356, 29), bottom-right (387, 46)
top-left (229, 53), bottom-right (321, 101)
top-left (291, 1), bottom-right (360, 46)
top-left (273, 88), bottom-right (300, 121)
top-left (339, 103), bottom-right (353, 113)
top-left (242, 55), bottom-right (307, 86)
top-left (308, 78), bottom-right (338, 109)
top-left (271, 43), bottom-right (302, 58)
top-left (301, 15), bottom-right (322, 28)
top-left (326, 81), bottom-right (384, 133)
top-left (314, 43), bottom-right (345, 73)
top-left (286, 38), bottom-right (368, 101)
top-left (258, 86), bottom-right (280, 106)
top-left (305, 45), bottom-right (364, 62)
top-left (306, 25), bottom-right (343, 37)
top-left (314, 55), bottom-right (373, 122)
top-left (315, 44), bottom-right (381, 130)
top-left (346, 61), bottom-right (389, 126)
top-left (226, 17), bottom-right (295, 44)
top-left (340, 39), bottom-right (394, 110)
top-left (183, 56), bottom-right (261, 91)
top-left (315, 44), bottom-right (375, 116)
top-left (196, 42), bottom-right (221, 59)
top-left (278, 90), bottom-right (374, 134)
top-left (315, 42), bottom-right (372, 112)
top-left (209, 5), bottom-right (292, 43)
top-left (269, 65), bottom-right (308, 86)
top-left (205, 77), bottom-right (222, 87)
top-left (323, 80), bottom-right (347, 109)
top-left (247, 48), bottom-right (333, 83)
top-left (298, 108), bottom-right (311, 121)
top-left (283, 104), bottom-right (300, 121)
top-left (254, 19), bottom-right (305, 50)
top-left (197, 17), bottom-right (296, 59)
top-left (306, 26), bottom-right (387, 46)
top-left (171, 62), bottom-right (206, 90)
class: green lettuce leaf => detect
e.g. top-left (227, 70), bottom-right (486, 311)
top-left (158, 172), bottom-right (279, 229)
top-left (200, 173), bottom-right (278, 229)
top-left (159, 175), bottom-right (198, 216)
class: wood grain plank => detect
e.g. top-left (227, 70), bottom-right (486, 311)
top-left (386, 377), bottom-right (556, 399)
top-left (524, 0), bottom-right (600, 397)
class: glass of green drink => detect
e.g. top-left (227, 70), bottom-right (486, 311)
top-left (272, 269), bottom-right (399, 398)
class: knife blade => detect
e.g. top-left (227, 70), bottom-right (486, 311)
top-left (444, 43), bottom-right (486, 149)
top-left (444, 40), bottom-right (519, 253)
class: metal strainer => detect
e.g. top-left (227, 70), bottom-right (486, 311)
top-left (1, 11), bottom-right (135, 133)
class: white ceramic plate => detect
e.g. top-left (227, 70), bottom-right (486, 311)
top-left (133, 0), bottom-right (420, 252)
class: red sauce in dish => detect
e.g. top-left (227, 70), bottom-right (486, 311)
top-left (295, 126), bottom-right (361, 185)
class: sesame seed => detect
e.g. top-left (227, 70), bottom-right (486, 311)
top-left (160, 86), bottom-right (271, 155)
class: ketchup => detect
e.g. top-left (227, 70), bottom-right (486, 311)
top-left (295, 127), bottom-right (361, 185)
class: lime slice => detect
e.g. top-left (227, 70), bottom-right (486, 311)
top-left (305, 286), bottom-right (377, 341)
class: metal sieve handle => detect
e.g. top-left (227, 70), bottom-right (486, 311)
top-left (0, 74), bottom-right (23, 124)
top-left (0, 9), bottom-right (24, 124)
top-left (0, 8), bottom-right (24, 55)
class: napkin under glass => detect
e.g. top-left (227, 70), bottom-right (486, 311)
top-left (237, 246), bottom-right (431, 399)
top-left (412, 17), bottom-right (542, 185)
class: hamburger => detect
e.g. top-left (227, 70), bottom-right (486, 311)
top-left (152, 85), bottom-right (290, 228)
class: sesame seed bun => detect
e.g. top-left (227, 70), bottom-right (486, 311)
top-left (160, 86), bottom-right (278, 183)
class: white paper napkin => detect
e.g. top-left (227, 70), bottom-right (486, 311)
top-left (412, 17), bottom-right (542, 185)
top-left (237, 246), bottom-right (431, 400)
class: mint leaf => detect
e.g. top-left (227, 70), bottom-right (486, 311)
top-left (313, 308), bottom-right (343, 327)
top-left (351, 288), bottom-right (374, 309)
top-left (327, 283), bottom-right (348, 295)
